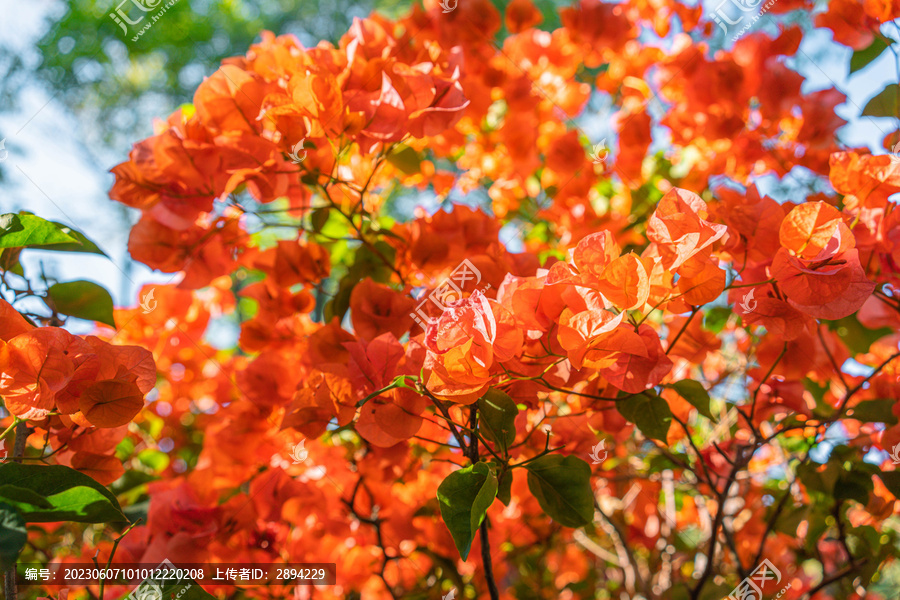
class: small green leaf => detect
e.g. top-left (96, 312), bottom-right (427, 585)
top-left (387, 144), bottom-right (422, 175)
top-left (702, 307), bottom-right (731, 334)
top-left (0, 463), bottom-right (127, 523)
top-left (847, 399), bottom-right (898, 425)
top-left (671, 380), bottom-right (715, 421)
top-left (310, 207), bottom-right (330, 233)
top-left (497, 469), bottom-right (512, 506)
top-left (524, 455), bottom-right (594, 528)
top-left (616, 392), bottom-right (673, 442)
top-left (478, 388), bottom-right (519, 455)
top-left (0, 502), bottom-right (27, 571)
top-left (47, 280), bottom-right (116, 327)
top-left (850, 35), bottom-right (893, 75)
top-left (0, 213), bottom-right (79, 249)
top-left (437, 462), bottom-right (498, 560)
top-left (862, 83), bottom-right (899, 118)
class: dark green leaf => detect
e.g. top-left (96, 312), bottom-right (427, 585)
top-left (524, 455), bottom-right (594, 528)
top-left (0, 213), bottom-right (79, 249)
top-left (773, 504), bottom-right (809, 536)
top-left (847, 399), bottom-right (898, 425)
top-left (478, 388), bottom-right (519, 455)
top-left (616, 392), bottom-right (673, 442)
top-left (310, 207), bottom-right (330, 233)
top-left (47, 280), bottom-right (116, 327)
top-left (323, 278), bottom-right (354, 323)
top-left (436, 462), bottom-right (498, 560)
top-left (0, 485), bottom-right (54, 510)
top-left (0, 502), bottom-right (27, 571)
top-left (497, 469), bottom-right (512, 506)
top-left (834, 470), bottom-right (873, 505)
top-left (862, 83), bottom-right (899, 118)
top-left (850, 35), bottom-right (893, 75)
top-left (671, 380), bottom-right (715, 421)
top-left (827, 315), bottom-right (894, 356)
top-left (0, 463), bottom-right (127, 523)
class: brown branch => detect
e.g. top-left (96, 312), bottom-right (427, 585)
top-left (3, 420), bottom-right (27, 600)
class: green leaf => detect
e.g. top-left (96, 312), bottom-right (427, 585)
top-left (478, 388), bottom-right (519, 455)
top-left (0, 485), bottom-right (54, 510)
top-left (0, 502), bottom-right (27, 571)
top-left (862, 83), bottom-right (899, 118)
top-left (436, 462), bottom-right (498, 560)
top-left (847, 399), bottom-right (898, 425)
top-left (524, 455), bottom-right (594, 528)
top-left (616, 392), bottom-right (673, 442)
top-left (835, 470), bottom-right (873, 505)
top-left (387, 144), bottom-right (422, 175)
top-left (497, 469), bottom-right (512, 506)
top-left (671, 380), bottom-right (715, 421)
top-left (850, 35), bottom-right (893, 75)
top-left (47, 280), bottom-right (116, 327)
top-left (702, 307), bottom-right (731, 334)
top-left (32, 221), bottom-right (107, 256)
top-left (0, 463), bottom-right (127, 523)
top-left (310, 207), bottom-right (330, 233)
top-left (828, 315), bottom-right (894, 356)
top-left (0, 213), bottom-right (79, 249)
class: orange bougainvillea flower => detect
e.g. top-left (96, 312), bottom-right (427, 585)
top-left (647, 188), bottom-right (727, 270)
top-left (77, 379), bottom-right (146, 428)
top-left (424, 291), bottom-right (523, 403)
top-left (350, 278), bottom-right (417, 342)
top-left (505, 0), bottom-right (543, 32)
top-left (772, 203), bottom-right (877, 319)
top-left (347, 333), bottom-right (428, 447)
top-left (1, 328), bottom-right (77, 419)
top-left (595, 324), bottom-right (673, 393)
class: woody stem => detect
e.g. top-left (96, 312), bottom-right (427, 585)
top-left (468, 408), bottom-right (500, 600)
top-left (3, 420), bottom-right (27, 600)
